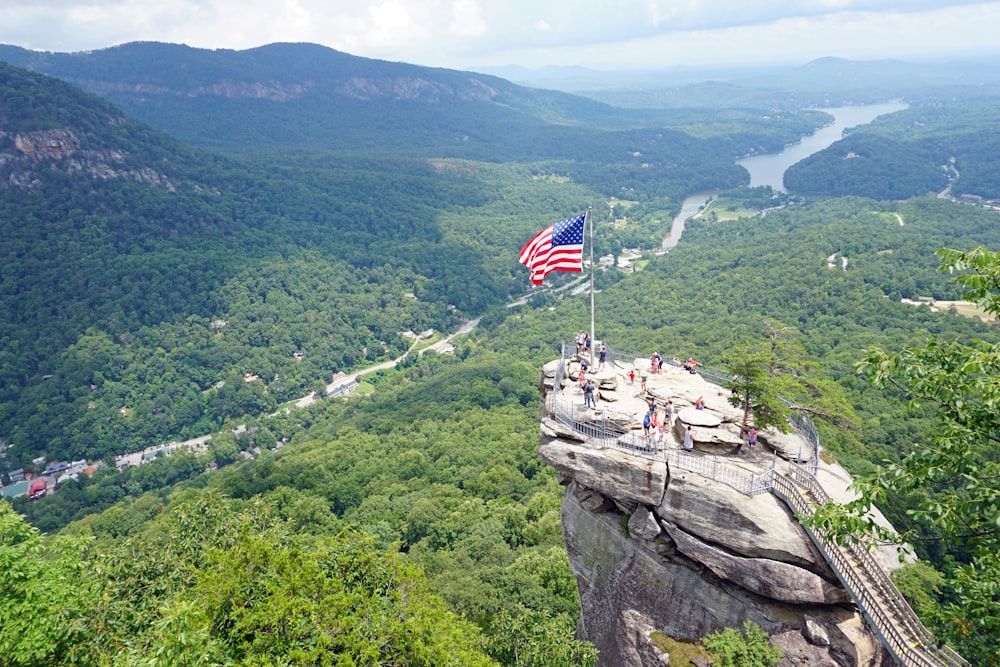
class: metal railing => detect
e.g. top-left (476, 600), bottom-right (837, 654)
top-left (774, 468), bottom-right (969, 667)
top-left (665, 448), bottom-right (776, 496)
top-left (545, 344), bottom-right (968, 667)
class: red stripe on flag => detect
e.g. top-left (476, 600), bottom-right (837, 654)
top-left (518, 214), bottom-right (585, 285)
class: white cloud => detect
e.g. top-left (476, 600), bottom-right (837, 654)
top-left (0, 0), bottom-right (997, 69)
top-left (449, 0), bottom-right (485, 38)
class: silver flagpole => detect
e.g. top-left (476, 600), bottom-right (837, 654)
top-left (588, 206), bottom-right (595, 367)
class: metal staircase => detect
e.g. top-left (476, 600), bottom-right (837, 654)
top-left (769, 467), bottom-right (969, 667)
top-left (546, 346), bottom-right (970, 666)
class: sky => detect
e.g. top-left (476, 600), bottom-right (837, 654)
top-left (2, 1), bottom-right (999, 72)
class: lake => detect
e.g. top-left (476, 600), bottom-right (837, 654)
top-left (664, 101), bottom-right (908, 250)
top-left (736, 101), bottom-right (908, 192)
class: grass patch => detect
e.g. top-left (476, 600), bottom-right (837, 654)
top-left (649, 632), bottom-right (710, 666)
top-left (412, 331), bottom-right (445, 352)
top-left (875, 211), bottom-right (904, 226)
top-left (700, 198), bottom-right (758, 222)
top-left (935, 300), bottom-right (996, 323)
top-left (532, 174), bottom-right (570, 183)
top-left (353, 382), bottom-right (375, 396)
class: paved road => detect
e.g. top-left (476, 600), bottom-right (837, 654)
top-left (117, 319), bottom-right (481, 464)
top-left (292, 318), bottom-right (482, 407)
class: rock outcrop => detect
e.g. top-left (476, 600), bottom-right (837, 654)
top-left (2, 127), bottom-right (176, 191)
top-left (539, 354), bottom-right (896, 667)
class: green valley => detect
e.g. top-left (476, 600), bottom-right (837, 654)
top-left (2, 44), bottom-right (1000, 666)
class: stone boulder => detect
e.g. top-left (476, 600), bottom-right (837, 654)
top-left (764, 428), bottom-right (815, 463)
top-left (575, 485), bottom-right (617, 513)
top-left (628, 506), bottom-right (662, 540)
top-left (540, 416), bottom-right (587, 443)
top-left (597, 387), bottom-right (621, 403)
top-left (658, 473), bottom-right (825, 569)
top-left (559, 482), bottom-right (885, 667)
top-left (597, 374), bottom-right (619, 391)
top-left (663, 522), bottom-right (850, 605)
top-left (618, 610), bottom-right (671, 666)
top-left (804, 615), bottom-right (831, 646)
top-left (676, 407), bottom-right (723, 427)
top-left (539, 436), bottom-right (667, 506)
top-left (540, 358), bottom-right (562, 380)
top-left (671, 420), bottom-right (745, 453)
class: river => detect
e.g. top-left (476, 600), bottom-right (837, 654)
top-left (663, 101), bottom-right (907, 251)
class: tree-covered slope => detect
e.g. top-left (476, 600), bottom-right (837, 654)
top-left (784, 102), bottom-right (1000, 199)
top-left (11, 193), bottom-right (1000, 665)
top-left (0, 62), bottom-right (609, 463)
top-left (0, 41), bottom-right (827, 163)
top-left (5, 350), bottom-right (595, 666)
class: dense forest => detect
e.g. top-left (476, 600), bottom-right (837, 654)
top-left (0, 41), bottom-right (828, 162)
top-left (785, 102), bottom-right (1000, 199)
top-left (3, 51), bottom-right (1000, 665)
top-left (0, 60), bottom-right (834, 464)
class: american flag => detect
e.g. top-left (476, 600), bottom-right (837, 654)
top-left (518, 213), bottom-right (585, 285)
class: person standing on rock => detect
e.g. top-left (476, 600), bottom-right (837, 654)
top-left (640, 371), bottom-right (648, 395)
top-left (583, 378), bottom-right (596, 409)
top-left (683, 425), bottom-right (694, 451)
top-left (650, 421), bottom-right (663, 451)
top-left (664, 400), bottom-right (674, 428)
top-left (599, 343), bottom-right (607, 370)
top-left (748, 426), bottom-right (758, 458)
top-left (576, 330), bottom-right (586, 355)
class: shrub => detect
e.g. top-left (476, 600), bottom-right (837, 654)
top-left (702, 620), bottom-right (782, 667)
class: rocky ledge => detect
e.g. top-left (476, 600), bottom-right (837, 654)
top-left (1, 128), bottom-right (176, 191)
top-left (539, 356), bottom-right (899, 667)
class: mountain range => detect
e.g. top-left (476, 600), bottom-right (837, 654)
top-left (2, 40), bottom-right (1000, 666)
top-left (0, 42), bottom-right (866, 157)
top-left (481, 55), bottom-right (1000, 108)
top-left (0, 41), bottom-right (665, 157)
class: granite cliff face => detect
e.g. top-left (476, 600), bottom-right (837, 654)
top-left (1, 127), bottom-right (175, 191)
top-left (538, 358), bottom-right (896, 667)
top-left (74, 74), bottom-right (497, 104)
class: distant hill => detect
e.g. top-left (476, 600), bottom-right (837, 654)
top-left (503, 56), bottom-right (1000, 110)
top-left (784, 101), bottom-right (1000, 199)
top-left (0, 41), bottom-right (663, 157)
top-left (0, 41), bottom-right (824, 160)
top-left (0, 61), bottom-right (595, 462)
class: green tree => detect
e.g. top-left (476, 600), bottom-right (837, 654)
top-left (702, 620), bottom-right (781, 667)
top-left (724, 344), bottom-right (792, 452)
top-left (0, 502), bottom-right (93, 666)
top-left (724, 320), bottom-right (860, 454)
top-left (209, 431), bottom-right (241, 467)
top-left (816, 247), bottom-right (1000, 665)
top-left (485, 607), bottom-right (597, 667)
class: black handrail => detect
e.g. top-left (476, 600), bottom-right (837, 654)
top-left (775, 469), bottom-right (969, 667)
top-left (545, 346), bottom-right (968, 667)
